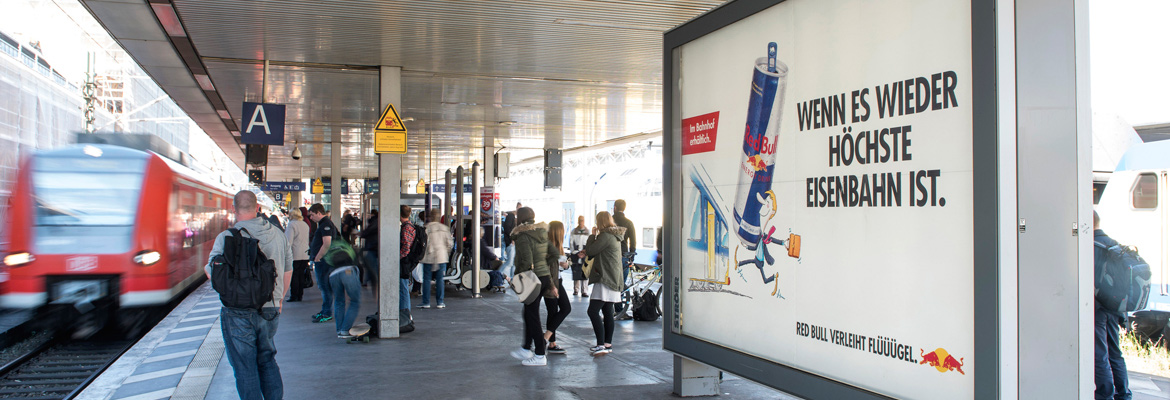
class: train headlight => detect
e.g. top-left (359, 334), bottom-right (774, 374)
top-left (3, 252), bottom-right (34, 267)
top-left (133, 250), bottom-right (161, 266)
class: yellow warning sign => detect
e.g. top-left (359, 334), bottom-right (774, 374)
top-left (375, 103), bottom-right (407, 132)
top-left (311, 178), bottom-right (325, 194)
top-left (374, 103), bottom-right (408, 154)
top-left (416, 179), bottom-right (426, 194)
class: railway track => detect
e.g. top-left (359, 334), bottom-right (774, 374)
top-left (0, 338), bottom-right (133, 399)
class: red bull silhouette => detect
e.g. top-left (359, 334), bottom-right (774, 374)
top-left (920, 348), bottom-right (965, 375)
top-left (919, 349), bottom-right (941, 368)
top-left (942, 354), bottom-right (965, 375)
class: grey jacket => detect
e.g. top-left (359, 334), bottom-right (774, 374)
top-left (286, 219), bottom-right (310, 261)
top-left (205, 216), bottom-right (294, 309)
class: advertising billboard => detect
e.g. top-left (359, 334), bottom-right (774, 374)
top-left (665, 0), bottom-right (995, 398)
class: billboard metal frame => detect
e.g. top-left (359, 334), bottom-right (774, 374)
top-left (661, 0), bottom-right (1000, 398)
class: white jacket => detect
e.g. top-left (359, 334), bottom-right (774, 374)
top-left (421, 221), bottom-right (454, 264)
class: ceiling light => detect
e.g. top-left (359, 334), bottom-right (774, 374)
top-left (194, 74), bottom-right (214, 91)
top-left (402, 117), bottom-right (415, 122)
top-left (150, 3), bottom-right (187, 37)
top-left (498, 121), bottom-right (517, 126)
top-left (217, 110), bottom-right (231, 119)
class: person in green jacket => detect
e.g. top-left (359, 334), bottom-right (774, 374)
top-left (585, 211), bottom-right (626, 357)
top-left (508, 207), bottom-right (551, 366)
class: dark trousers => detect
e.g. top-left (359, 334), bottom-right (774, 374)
top-left (587, 299), bottom-right (616, 346)
top-left (543, 281), bottom-right (571, 342)
top-left (289, 260), bottom-right (309, 301)
top-left (1095, 305), bottom-right (1131, 400)
top-left (522, 275), bottom-right (551, 355)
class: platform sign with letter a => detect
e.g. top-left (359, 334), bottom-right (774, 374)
top-left (374, 103), bottom-right (407, 154)
top-left (241, 102), bottom-right (286, 145)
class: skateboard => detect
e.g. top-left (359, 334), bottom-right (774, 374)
top-left (346, 323), bottom-right (372, 343)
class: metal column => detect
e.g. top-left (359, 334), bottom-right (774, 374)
top-left (471, 161), bottom-right (481, 297)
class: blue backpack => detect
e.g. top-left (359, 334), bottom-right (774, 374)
top-left (1095, 241), bottom-right (1152, 314)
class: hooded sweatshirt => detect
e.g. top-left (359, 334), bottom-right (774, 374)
top-left (205, 216), bottom-right (294, 309)
top-left (512, 222), bottom-right (550, 277)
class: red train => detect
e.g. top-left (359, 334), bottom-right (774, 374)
top-left (0, 144), bottom-right (231, 325)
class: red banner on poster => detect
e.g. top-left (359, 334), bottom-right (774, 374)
top-left (682, 111), bottom-right (719, 155)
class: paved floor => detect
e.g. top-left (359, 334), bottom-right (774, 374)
top-left (204, 273), bottom-right (792, 400)
top-left (74, 269), bottom-right (1170, 400)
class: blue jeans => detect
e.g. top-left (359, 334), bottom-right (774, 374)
top-left (400, 278), bottom-right (411, 310)
top-left (363, 251), bottom-right (379, 286)
top-left (501, 244), bottom-right (516, 277)
top-left (1095, 305), bottom-right (1131, 400)
top-left (315, 261), bottom-right (333, 317)
top-left (330, 266), bottom-right (362, 334)
top-left (421, 263), bottom-right (446, 305)
top-left (221, 307), bottom-right (282, 400)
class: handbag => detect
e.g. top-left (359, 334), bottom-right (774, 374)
top-left (509, 270), bottom-right (543, 305)
top-left (582, 257), bottom-right (595, 278)
top-left (302, 265), bottom-right (314, 288)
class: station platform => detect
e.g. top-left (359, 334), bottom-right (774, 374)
top-left (69, 273), bottom-right (1170, 400)
top-left (75, 271), bottom-right (794, 400)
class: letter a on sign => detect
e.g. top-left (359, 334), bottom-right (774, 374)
top-left (241, 102), bottom-right (286, 145)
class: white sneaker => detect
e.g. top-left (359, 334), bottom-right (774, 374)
top-left (510, 348), bottom-right (534, 360)
top-left (522, 355), bottom-right (547, 366)
top-left (591, 346), bottom-right (612, 357)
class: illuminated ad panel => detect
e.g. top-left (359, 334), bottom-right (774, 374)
top-left (672, 1), bottom-right (973, 398)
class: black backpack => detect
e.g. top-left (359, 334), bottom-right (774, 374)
top-left (1095, 240), bottom-right (1152, 314)
top-left (632, 291), bottom-right (660, 321)
top-left (210, 228), bottom-right (277, 311)
top-left (401, 223), bottom-right (427, 278)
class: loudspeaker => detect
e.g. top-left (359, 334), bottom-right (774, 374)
top-left (246, 144), bottom-right (268, 166)
top-left (543, 149), bottom-right (561, 189)
top-left (543, 149), bottom-right (562, 168)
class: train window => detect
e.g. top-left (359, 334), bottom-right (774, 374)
top-left (1132, 173), bottom-right (1158, 210)
top-left (31, 157), bottom-right (146, 254)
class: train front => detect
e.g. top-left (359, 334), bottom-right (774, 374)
top-left (0, 144), bottom-right (168, 334)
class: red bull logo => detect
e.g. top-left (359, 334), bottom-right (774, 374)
top-left (919, 348), bottom-right (964, 375)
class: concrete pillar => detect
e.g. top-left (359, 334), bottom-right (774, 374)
top-left (377, 66), bottom-right (403, 338)
top-left (673, 356), bottom-right (720, 397)
top-left (329, 132), bottom-right (341, 221)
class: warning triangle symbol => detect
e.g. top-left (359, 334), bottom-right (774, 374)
top-left (375, 104), bottom-right (407, 132)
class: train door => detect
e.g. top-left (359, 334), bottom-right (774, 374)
top-left (562, 203), bottom-right (574, 245)
top-left (1162, 171), bottom-right (1169, 297)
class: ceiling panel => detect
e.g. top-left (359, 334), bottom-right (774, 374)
top-left (88, 0), bottom-right (727, 182)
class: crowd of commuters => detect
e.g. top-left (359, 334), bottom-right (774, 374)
top-left (203, 191), bottom-right (645, 400)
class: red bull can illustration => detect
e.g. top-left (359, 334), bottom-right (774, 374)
top-left (734, 42), bottom-right (789, 248)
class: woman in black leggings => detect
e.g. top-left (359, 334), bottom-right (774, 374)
top-left (543, 221), bottom-right (572, 354)
top-left (584, 211), bottom-right (626, 356)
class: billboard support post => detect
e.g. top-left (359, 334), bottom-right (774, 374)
top-left (672, 356), bottom-right (720, 397)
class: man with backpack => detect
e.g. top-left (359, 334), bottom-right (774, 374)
top-left (205, 190), bottom-right (292, 400)
top-left (1094, 211), bottom-right (1133, 400)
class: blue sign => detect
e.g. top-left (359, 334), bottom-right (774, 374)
top-left (322, 177), bottom-right (348, 195)
top-left (264, 181), bottom-right (306, 192)
top-left (365, 179), bottom-right (379, 194)
top-left (273, 192), bottom-right (284, 202)
top-left (430, 183), bottom-right (474, 193)
top-left (241, 102), bottom-right (286, 145)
